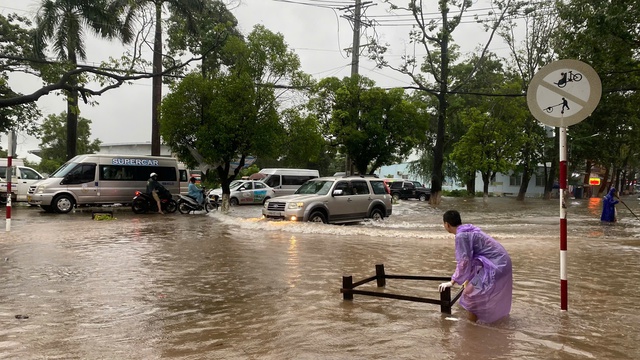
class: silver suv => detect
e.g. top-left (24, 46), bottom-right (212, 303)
top-left (262, 176), bottom-right (392, 224)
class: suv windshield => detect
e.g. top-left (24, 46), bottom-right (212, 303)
top-left (295, 180), bottom-right (334, 195)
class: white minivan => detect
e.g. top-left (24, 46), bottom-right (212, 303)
top-left (259, 168), bottom-right (320, 197)
top-left (0, 159), bottom-right (46, 203)
top-left (28, 154), bottom-right (179, 213)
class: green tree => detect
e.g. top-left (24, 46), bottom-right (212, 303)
top-left (369, 0), bottom-right (514, 204)
top-left (166, 0), bottom-right (241, 78)
top-left (0, 13), bottom-right (42, 135)
top-left (310, 75), bottom-right (427, 175)
top-left (34, 0), bottom-right (131, 160)
top-left (161, 25), bottom-right (307, 212)
top-left (37, 112), bottom-right (101, 174)
top-left (450, 78), bottom-right (528, 198)
top-left (555, 0), bottom-right (640, 196)
top-left (118, 0), bottom-right (203, 156)
top-left (500, 0), bottom-right (558, 200)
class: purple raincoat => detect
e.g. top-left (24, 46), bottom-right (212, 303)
top-left (600, 188), bottom-right (618, 222)
top-left (451, 224), bottom-right (512, 323)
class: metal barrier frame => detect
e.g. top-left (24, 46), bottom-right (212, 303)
top-left (340, 264), bottom-right (464, 314)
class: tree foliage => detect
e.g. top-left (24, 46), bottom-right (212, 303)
top-left (369, 0), bottom-right (514, 204)
top-left (0, 13), bottom-right (42, 135)
top-left (309, 75), bottom-right (427, 175)
top-left (160, 24), bottom-right (307, 211)
top-left (37, 112), bottom-right (101, 174)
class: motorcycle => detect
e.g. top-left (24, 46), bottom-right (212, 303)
top-left (131, 189), bottom-right (178, 214)
top-left (177, 188), bottom-right (218, 214)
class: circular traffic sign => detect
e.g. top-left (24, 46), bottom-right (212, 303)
top-left (527, 59), bottom-right (602, 127)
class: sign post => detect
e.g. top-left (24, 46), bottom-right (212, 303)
top-left (527, 59), bottom-right (602, 311)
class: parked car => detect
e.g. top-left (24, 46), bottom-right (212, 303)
top-left (1, 160), bottom-right (46, 203)
top-left (262, 176), bottom-right (392, 224)
top-left (389, 180), bottom-right (430, 201)
top-left (209, 180), bottom-right (275, 206)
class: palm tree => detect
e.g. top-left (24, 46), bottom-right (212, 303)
top-left (118, 0), bottom-right (203, 156)
top-left (35, 0), bottom-right (132, 160)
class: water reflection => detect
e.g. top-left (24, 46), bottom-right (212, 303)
top-left (0, 196), bottom-right (639, 359)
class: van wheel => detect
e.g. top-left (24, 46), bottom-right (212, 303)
top-left (370, 208), bottom-right (384, 221)
top-left (309, 211), bottom-right (327, 223)
top-left (419, 193), bottom-right (428, 201)
top-left (230, 197), bottom-right (239, 206)
top-left (53, 194), bottom-right (74, 214)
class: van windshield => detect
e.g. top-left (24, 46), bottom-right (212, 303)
top-left (49, 162), bottom-right (79, 178)
top-left (295, 180), bottom-right (334, 195)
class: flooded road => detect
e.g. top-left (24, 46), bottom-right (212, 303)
top-left (1, 196), bottom-right (639, 359)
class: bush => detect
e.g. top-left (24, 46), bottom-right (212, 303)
top-left (442, 189), bottom-right (474, 197)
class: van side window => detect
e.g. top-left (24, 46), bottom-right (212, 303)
top-left (282, 175), bottom-right (315, 186)
top-left (65, 163), bottom-right (96, 184)
top-left (0, 166), bottom-right (5, 178)
top-left (179, 169), bottom-right (188, 182)
top-left (264, 175), bottom-right (281, 188)
top-left (100, 165), bottom-right (133, 180)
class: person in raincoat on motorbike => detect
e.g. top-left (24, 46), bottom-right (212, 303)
top-left (187, 177), bottom-right (204, 205)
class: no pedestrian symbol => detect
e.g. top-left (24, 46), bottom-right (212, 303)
top-left (527, 59), bottom-right (602, 127)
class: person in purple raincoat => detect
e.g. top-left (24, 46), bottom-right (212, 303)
top-left (438, 210), bottom-right (513, 323)
top-left (600, 187), bottom-right (619, 222)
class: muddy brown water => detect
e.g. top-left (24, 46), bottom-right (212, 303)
top-left (1, 196), bottom-right (639, 359)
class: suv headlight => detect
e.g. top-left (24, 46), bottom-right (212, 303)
top-left (287, 202), bottom-right (304, 209)
top-left (37, 185), bottom-right (46, 194)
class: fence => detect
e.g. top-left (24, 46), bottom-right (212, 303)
top-left (340, 264), bottom-right (464, 314)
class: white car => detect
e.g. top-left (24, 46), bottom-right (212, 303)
top-left (209, 180), bottom-right (275, 206)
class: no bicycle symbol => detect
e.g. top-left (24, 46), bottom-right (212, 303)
top-left (527, 59), bottom-right (602, 128)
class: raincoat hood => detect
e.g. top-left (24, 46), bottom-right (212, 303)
top-left (608, 188), bottom-right (616, 196)
top-left (457, 224), bottom-right (480, 234)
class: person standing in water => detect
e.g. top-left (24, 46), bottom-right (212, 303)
top-left (438, 210), bottom-right (513, 323)
top-left (601, 187), bottom-right (619, 222)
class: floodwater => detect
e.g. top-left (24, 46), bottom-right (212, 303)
top-left (1, 196), bottom-right (639, 360)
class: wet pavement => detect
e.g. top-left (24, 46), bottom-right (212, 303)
top-left (1, 196), bottom-right (639, 359)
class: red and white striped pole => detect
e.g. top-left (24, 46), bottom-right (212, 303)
top-left (5, 131), bottom-right (13, 232)
top-left (559, 126), bottom-right (568, 310)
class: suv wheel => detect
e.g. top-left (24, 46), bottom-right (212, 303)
top-left (392, 193), bottom-right (400, 202)
top-left (308, 210), bottom-right (327, 223)
top-left (370, 208), bottom-right (384, 221)
top-left (418, 193), bottom-right (428, 201)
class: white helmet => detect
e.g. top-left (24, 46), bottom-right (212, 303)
top-left (150, 172), bottom-right (158, 178)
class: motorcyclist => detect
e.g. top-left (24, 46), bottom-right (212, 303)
top-left (187, 177), bottom-right (204, 205)
top-left (147, 172), bottom-right (165, 214)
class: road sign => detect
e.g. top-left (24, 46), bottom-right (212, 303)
top-left (527, 59), bottom-right (602, 127)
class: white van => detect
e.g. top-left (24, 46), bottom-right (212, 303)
top-left (0, 159), bottom-right (46, 203)
top-left (260, 168), bottom-right (320, 197)
top-left (27, 154), bottom-right (179, 213)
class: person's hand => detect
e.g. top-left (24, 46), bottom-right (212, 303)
top-left (438, 281), bottom-right (453, 292)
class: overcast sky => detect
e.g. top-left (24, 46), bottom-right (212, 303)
top-left (0, 0), bottom-right (512, 161)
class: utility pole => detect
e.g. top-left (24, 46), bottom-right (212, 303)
top-left (350, 0), bottom-right (362, 77)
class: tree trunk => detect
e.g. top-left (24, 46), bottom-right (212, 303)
top-left (151, 1), bottom-right (163, 156)
top-left (66, 51), bottom-right (79, 160)
top-left (466, 171), bottom-right (475, 195)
